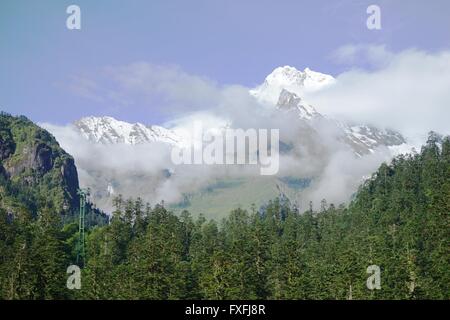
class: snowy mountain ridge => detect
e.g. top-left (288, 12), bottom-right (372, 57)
top-left (73, 65), bottom-right (409, 156)
top-left (74, 116), bottom-right (182, 145)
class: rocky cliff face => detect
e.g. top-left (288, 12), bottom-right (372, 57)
top-left (0, 113), bottom-right (79, 215)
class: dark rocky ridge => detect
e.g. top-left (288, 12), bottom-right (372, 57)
top-left (0, 112), bottom-right (79, 215)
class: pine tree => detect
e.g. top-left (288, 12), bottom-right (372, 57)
top-left (31, 207), bottom-right (69, 299)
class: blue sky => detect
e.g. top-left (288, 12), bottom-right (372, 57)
top-left (1, 0), bottom-right (449, 125)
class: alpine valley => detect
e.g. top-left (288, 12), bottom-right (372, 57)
top-left (46, 66), bottom-right (413, 218)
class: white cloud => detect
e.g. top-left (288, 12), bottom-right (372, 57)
top-left (108, 62), bottom-right (222, 106)
top-left (308, 46), bottom-right (450, 137)
top-left (332, 44), bottom-right (394, 67)
top-left (66, 62), bottom-right (224, 118)
top-left (66, 75), bottom-right (105, 103)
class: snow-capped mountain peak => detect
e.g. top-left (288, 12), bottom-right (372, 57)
top-left (74, 116), bottom-right (182, 145)
top-left (250, 65), bottom-right (335, 105)
top-left (249, 66), bottom-right (410, 155)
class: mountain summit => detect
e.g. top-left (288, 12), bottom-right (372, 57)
top-left (250, 66), bottom-right (335, 105)
top-left (249, 66), bottom-right (406, 155)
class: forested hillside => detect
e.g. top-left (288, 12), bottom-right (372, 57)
top-left (1, 132), bottom-right (448, 300)
top-left (0, 113), bottom-right (108, 299)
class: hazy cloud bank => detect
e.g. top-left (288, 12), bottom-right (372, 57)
top-left (49, 47), bottom-right (450, 213)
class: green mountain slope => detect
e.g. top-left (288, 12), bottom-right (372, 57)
top-left (170, 176), bottom-right (311, 219)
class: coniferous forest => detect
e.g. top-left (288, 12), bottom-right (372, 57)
top-left (0, 132), bottom-right (448, 300)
